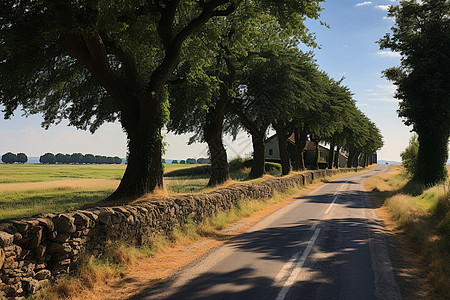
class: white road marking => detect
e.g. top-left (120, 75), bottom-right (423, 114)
top-left (273, 223), bottom-right (318, 283)
top-left (275, 226), bottom-right (322, 300)
top-left (274, 180), bottom-right (349, 299)
top-left (324, 181), bottom-right (348, 215)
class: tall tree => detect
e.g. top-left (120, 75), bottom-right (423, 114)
top-left (0, 0), bottom-right (240, 201)
top-left (16, 153), bottom-right (28, 164)
top-left (378, 0), bottom-right (450, 185)
top-left (168, 3), bottom-right (323, 184)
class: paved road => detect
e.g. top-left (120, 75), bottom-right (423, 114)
top-left (134, 165), bottom-right (401, 300)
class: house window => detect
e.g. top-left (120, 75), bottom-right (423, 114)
top-left (269, 149), bottom-right (273, 156)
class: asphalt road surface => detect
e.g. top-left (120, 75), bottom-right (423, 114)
top-left (134, 165), bottom-right (401, 300)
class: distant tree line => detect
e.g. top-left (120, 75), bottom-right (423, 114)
top-left (171, 158), bottom-right (211, 165)
top-left (1, 152), bottom-right (27, 164)
top-left (39, 153), bottom-right (122, 164)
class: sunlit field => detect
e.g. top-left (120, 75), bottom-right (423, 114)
top-left (0, 163), bottom-right (201, 220)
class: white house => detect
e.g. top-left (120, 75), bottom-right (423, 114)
top-left (264, 134), bottom-right (348, 168)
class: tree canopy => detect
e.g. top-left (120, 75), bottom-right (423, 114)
top-left (0, 0), bottom-right (324, 200)
top-left (379, 0), bottom-right (450, 185)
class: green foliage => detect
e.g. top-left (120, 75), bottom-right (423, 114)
top-left (186, 158), bottom-right (197, 164)
top-left (172, 160), bottom-right (178, 164)
top-left (401, 134), bottom-right (419, 176)
top-left (228, 157), bottom-right (281, 176)
top-left (164, 165), bottom-right (211, 178)
top-left (39, 153), bottom-right (56, 164)
top-left (16, 153), bottom-right (28, 164)
top-left (379, 0), bottom-right (450, 185)
top-left (2, 152), bottom-right (17, 164)
top-left (229, 157), bottom-right (247, 172)
top-left (318, 162), bottom-right (328, 170)
top-left (196, 158), bottom-right (211, 164)
top-left (264, 162), bottom-right (282, 175)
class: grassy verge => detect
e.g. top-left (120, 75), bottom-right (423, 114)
top-left (364, 165), bottom-right (450, 298)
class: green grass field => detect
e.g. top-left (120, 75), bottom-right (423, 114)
top-left (0, 163), bottom-right (203, 220)
top-left (0, 162), bottom-right (278, 219)
top-left (0, 163), bottom-right (192, 184)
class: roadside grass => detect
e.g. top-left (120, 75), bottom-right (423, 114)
top-left (364, 165), bottom-right (450, 298)
top-left (35, 241), bottom-right (154, 300)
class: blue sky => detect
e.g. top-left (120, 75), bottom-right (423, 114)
top-left (0, 0), bottom-right (434, 162)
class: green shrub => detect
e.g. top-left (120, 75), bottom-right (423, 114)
top-left (229, 157), bottom-right (246, 171)
top-left (401, 134), bottom-right (419, 176)
top-left (264, 162), bottom-right (281, 172)
top-left (318, 162), bottom-right (328, 169)
top-left (186, 158), bottom-right (197, 164)
top-left (164, 165), bottom-right (211, 177)
top-left (229, 158), bottom-right (281, 176)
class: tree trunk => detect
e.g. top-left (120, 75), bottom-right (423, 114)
top-left (273, 124), bottom-right (291, 175)
top-left (107, 96), bottom-right (164, 201)
top-left (294, 126), bottom-right (307, 171)
top-left (352, 151), bottom-right (361, 168)
top-left (334, 146), bottom-right (340, 169)
top-left (310, 136), bottom-right (320, 170)
top-left (415, 130), bottom-right (449, 185)
top-left (250, 134), bottom-right (265, 178)
top-left (347, 149), bottom-right (354, 168)
top-left (327, 141), bottom-right (335, 169)
top-left (204, 102), bottom-right (229, 186)
top-left (233, 109), bottom-right (269, 179)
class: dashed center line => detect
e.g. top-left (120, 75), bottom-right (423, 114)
top-left (274, 181), bottom-right (348, 300)
top-left (275, 226), bottom-right (321, 300)
top-left (324, 181), bottom-right (347, 215)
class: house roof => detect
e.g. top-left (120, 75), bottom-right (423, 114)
top-left (266, 133), bottom-right (348, 158)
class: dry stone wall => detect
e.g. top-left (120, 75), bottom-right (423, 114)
top-left (0, 168), bottom-right (357, 299)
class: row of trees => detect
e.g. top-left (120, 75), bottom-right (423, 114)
top-left (0, 0), bottom-right (381, 201)
top-left (379, 0), bottom-right (449, 185)
top-left (172, 158), bottom-right (211, 164)
top-left (169, 46), bottom-right (383, 180)
top-left (39, 153), bottom-right (122, 165)
top-left (1, 152), bottom-right (28, 164)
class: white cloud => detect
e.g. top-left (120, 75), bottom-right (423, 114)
top-left (376, 5), bottom-right (391, 10)
top-left (377, 84), bottom-right (397, 94)
top-left (383, 16), bottom-right (395, 21)
top-left (362, 84), bottom-right (398, 104)
top-left (355, 1), bottom-right (372, 6)
top-left (377, 51), bottom-right (401, 58)
top-left (368, 97), bottom-right (399, 103)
